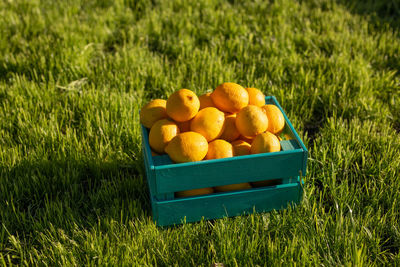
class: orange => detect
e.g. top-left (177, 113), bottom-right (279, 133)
top-left (166, 89), bottom-right (200, 122)
top-left (175, 187), bottom-right (214, 198)
top-left (219, 114), bottom-right (240, 142)
top-left (246, 88), bottom-right (265, 107)
top-left (205, 139), bottom-right (233, 160)
top-left (235, 105), bottom-right (269, 138)
top-left (140, 99), bottom-right (168, 128)
top-left (231, 140), bottom-right (251, 156)
top-left (210, 82), bottom-right (249, 113)
top-left (190, 107), bottom-right (225, 142)
top-left (165, 132), bottom-right (208, 163)
top-left (198, 92), bottom-right (215, 110)
top-left (239, 135), bottom-right (254, 144)
top-left (214, 183), bottom-right (252, 192)
top-left (149, 119), bottom-right (180, 154)
top-left (175, 120), bottom-right (192, 133)
top-left (250, 132), bottom-right (281, 154)
top-left (261, 104), bottom-right (285, 134)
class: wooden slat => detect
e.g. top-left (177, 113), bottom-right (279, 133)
top-left (154, 181), bottom-right (302, 226)
top-left (155, 150), bottom-right (303, 194)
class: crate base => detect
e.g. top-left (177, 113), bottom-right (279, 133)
top-left (151, 179), bottom-right (303, 227)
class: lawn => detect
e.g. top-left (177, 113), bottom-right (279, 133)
top-left (1, 0), bottom-right (400, 265)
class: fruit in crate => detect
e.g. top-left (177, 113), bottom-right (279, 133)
top-left (250, 132), bottom-right (281, 154)
top-left (235, 105), bottom-right (269, 138)
top-left (261, 104), bottom-right (285, 134)
top-left (149, 119), bottom-right (180, 153)
top-left (140, 99), bottom-right (168, 128)
top-left (210, 82), bottom-right (249, 113)
top-left (140, 84), bottom-right (285, 164)
top-left (166, 89), bottom-right (200, 122)
top-left (219, 114), bottom-right (240, 142)
top-left (175, 119), bottom-right (191, 133)
top-left (190, 107), bottom-right (225, 142)
top-left (205, 139), bottom-right (233, 160)
top-left (239, 135), bottom-right (254, 144)
top-left (165, 132), bottom-right (208, 163)
top-left (231, 140), bottom-right (251, 156)
top-left (175, 187), bottom-right (214, 198)
top-left (198, 92), bottom-right (215, 110)
top-left (246, 87), bottom-right (266, 107)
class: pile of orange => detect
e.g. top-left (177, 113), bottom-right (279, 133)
top-left (140, 82), bottom-right (286, 196)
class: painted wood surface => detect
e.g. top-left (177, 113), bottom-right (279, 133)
top-left (154, 150), bottom-right (303, 194)
top-left (269, 96), bottom-right (308, 176)
top-left (154, 181), bottom-right (302, 226)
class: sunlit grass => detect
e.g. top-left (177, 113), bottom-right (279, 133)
top-left (0, 0), bottom-right (399, 265)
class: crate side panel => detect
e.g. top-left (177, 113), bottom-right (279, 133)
top-left (141, 125), bottom-right (155, 168)
top-left (155, 182), bottom-right (301, 226)
top-left (281, 139), bottom-right (300, 151)
top-left (141, 146), bottom-right (158, 219)
top-left (156, 151), bottom-right (303, 194)
top-left (270, 96), bottom-right (308, 176)
top-left (141, 132), bottom-right (156, 193)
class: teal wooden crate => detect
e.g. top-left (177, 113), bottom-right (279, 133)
top-left (141, 96), bottom-right (308, 226)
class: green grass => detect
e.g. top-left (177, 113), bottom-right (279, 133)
top-left (1, 0), bottom-right (400, 265)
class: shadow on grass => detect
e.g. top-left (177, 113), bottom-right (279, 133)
top-left (335, 0), bottom-right (400, 29)
top-left (303, 99), bottom-right (333, 144)
top-left (333, 0), bottom-right (400, 76)
top-left (0, 157), bottom-right (152, 241)
top-left (335, 0), bottom-right (400, 134)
